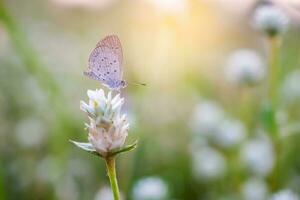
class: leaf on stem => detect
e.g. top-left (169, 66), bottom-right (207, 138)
top-left (69, 140), bottom-right (102, 157)
top-left (110, 141), bottom-right (138, 157)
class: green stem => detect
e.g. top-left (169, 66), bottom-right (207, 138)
top-left (267, 36), bottom-right (282, 190)
top-left (263, 36), bottom-right (281, 138)
top-left (105, 157), bottom-right (120, 200)
top-left (268, 36), bottom-right (280, 108)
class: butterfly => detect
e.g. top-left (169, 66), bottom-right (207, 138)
top-left (84, 35), bottom-right (127, 90)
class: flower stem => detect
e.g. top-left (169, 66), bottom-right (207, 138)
top-left (105, 157), bottom-right (120, 200)
top-left (267, 36), bottom-right (282, 190)
top-left (268, 36), bottom-right (280, 107)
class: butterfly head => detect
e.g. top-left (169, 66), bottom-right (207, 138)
top-left (120, 80), bottom-right (127, 88)
top-left (106, 79), bottom-right (127, 90)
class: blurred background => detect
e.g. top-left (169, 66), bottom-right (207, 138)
top-left (1, 0), bottom-right (300, 199)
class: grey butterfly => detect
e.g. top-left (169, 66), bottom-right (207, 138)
top-left (84, 35), bottom-right (127, 90)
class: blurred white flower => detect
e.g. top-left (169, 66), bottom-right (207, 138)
top-left (214, 119), bottom-right (246, 148)
top-left (132, 177), bottom-right (168, 200)
top-left (270, 189), bottom-right (299, 200)
top-left (281, 70), bottom-right (300, 105)
top-left (253, 4), bottom-right (289, 36)
top-left (191, 101), bottom-right (225, 137)
top-left (225, 49), bottom-right (265, 86)
top-left (94, 186), bottom-right (114, 200)
top-left (192, 146), bottom-right (227, 181)
top-left (80, 89), bottom-right (129, 157)
top-left (36, 156), bottom-right (60, 184)
top-left (94, 186), bottom-right (124, 200)
top-left (202, 0), bottom-right (256, 15)
top-left (55, 176), bottom-right (79, 200)
top-left (15, 117), bottom-right (46, 148)
top-left (240, 136), bottom-right (275, 177)
top-left (68, 158), bottom-right (92, 179)
top-left (242, 177), bottom-right (269, 200)
top-left (52, 0), bottom-right (118, 10)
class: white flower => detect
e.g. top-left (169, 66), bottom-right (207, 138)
top-left (213, 119), bottom-right (246, 148)
top-left (242, 177), bottom-right (269, 200)
top-left (191, 101), bottom-right (224, 137)
top-left (253, 5), bottom-right (289, 36)
top-left (281, 70), bottom-right (300, 105)
top-left (270, 189), bottom-right (299, 200)
top-left (80, 89), bottom-right (129, 157)
top-left (240, 136), bottom-right (275, 177)
top-left (94, 187), bottom-right (114, 200)
top-left (225, 49), bottom-right (265, 86)
top-left (192, 146), bottom-right (227, 181)
top-left (94, 186), bottom-right (124, 200)
top-left (36, 156), bottom-right (60, 184)
top-left (15, 117), bottom-right (46, 148)
top-left (55, 175), bottom-right (79, 200)
top-left (132, 177), bottom-right (168, 200)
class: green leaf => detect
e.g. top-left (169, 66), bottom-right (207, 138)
top-left (110, 141), bottom-right (138, 157)
top-left (69, 140), bottom-right (102, 157)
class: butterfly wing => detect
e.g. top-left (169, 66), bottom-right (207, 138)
top-left (85, 35), bottom-right (124, 89)
top-left (86, 46), bottom-right (122, 88)
top-left (96, 35), bottom-right (123, 77)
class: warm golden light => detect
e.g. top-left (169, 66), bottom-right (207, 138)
top-left (51, 0), bottom-right (117, 9)
top-left (145, 0), bottom-right (187, 14)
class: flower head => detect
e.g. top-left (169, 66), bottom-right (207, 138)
top-left (225, 49), bottom-right (265, 86)
top-left (192, 146), bottom-right (227, 181)
top-left (281, 70), bottom-right (300, 105)
top-left (214, 119), bottom-right (246, 148)
top-left (15, 117), bottom-right (46, 148)
top-left (132, 177), bottom-right (168, 200)
top-left (270, 189), bottom-right (299, 200)
top-left (191, 101), bottom-right (225, 137)
top-left (79, 89), bottom-right (129, 157)
top-left (242, 177), bottom-right (269, 200)
top-left (253, 4), bottom-right (289, 37)
top-left (240, 135), bottom-right (275, 177)
top-left (94, 186), bottom-right (124, 200)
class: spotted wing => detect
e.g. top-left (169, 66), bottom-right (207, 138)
top-left (96, 35), bottom-right (123, 76)
top-left (86, 45), bottom-right (121, 88)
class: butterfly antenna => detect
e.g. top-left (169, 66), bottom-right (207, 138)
top-left (128, 81), bottom-right (147, 86)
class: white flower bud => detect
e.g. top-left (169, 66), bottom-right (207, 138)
top-left (253, 5), bottom-right (289, 37)
top-left (192, 146), bottom-right (227, 181)
top-left (191, 101), bottom-right (225, 137)
top-left (15, 117), bottom-right (46, 148)
top-left (214, 119), bottom-right (246, 148)
top-left (225, 49), bottom-right (265, 86)
top-left (81, 89), bottom-right (129, 157)
top-left (94, 186), bottom-right (124, 200)
top-left (240, 136), bottom-right (275, 177)
top-left (242, 177), bottom-right (269, 200)
top-left (281, 70), bottom-right (300, 105)
top-left (270, 189), bottom-right (299, 200)
top-left (132, 177), bottom-right (168, 200)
